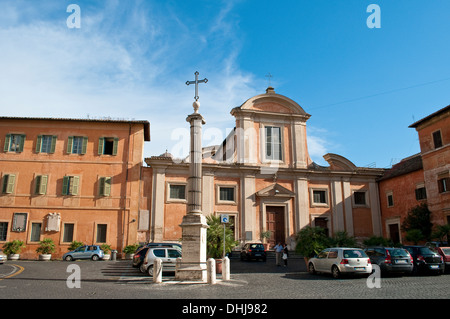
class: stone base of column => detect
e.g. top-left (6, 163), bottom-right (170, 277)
top-left (175, 212), bottom-right (208, 282)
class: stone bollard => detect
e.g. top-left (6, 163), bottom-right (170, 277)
top-left (222, 256), bottom-right (230, 281)
top-left (207, 258), bottom-right (216, 285)
top-left (153, 258), bottom-right (162, 283)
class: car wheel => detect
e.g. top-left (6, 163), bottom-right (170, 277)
top-left (64, 255), bottom-right (73, 261)
top-left (332, 265), bottom-right (341, 279)
top-left (308, 263), bottom-right (316, 275)
top-left (91, 255), bottom-right (99, 261)
top-left (147, 265), bottom-right (154, 277)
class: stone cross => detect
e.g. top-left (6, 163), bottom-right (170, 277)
top-left (186, 71), bottom-right (208, 101)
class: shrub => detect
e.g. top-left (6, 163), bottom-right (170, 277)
top-left (123, 244), bottom-right (139, 254)
top-left (3, 240), bottom-right (25, 255)
top-left (206, 215), bottom-right (238, 259)
top-left (295, 226), bottom-right (330, 258)
top-left (101, 244), bottom-right (111, 254)
top-left (68, 241), bottom-right (84, 251)
top-left (36, 238), bottom-right (56, 254)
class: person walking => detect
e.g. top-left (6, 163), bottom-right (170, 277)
top-left (282, 245), bottom-right (289, 267)
top-left (274, 242), bottom-right (284, 266)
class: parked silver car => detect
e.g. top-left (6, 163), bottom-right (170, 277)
top-left (140, 247), bottom-right (182, 276)
top-left (308, 247), bottom-right (372, 278)
top-left (63, 245), bottom-right (104, 261)
top-left (0, 249), bottom-right (6, 264)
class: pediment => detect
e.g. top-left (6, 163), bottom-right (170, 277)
top-left (256, 183), bottom-right (295, 198)
top-left (323, 153), bottom-right (357, 171)
top-left (231, 87), bottom-right (311, 119)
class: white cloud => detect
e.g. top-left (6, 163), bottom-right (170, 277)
top-left (306, 127), bottom-right (339, 166)
top-left (0, 1), bottom-right (263, 159)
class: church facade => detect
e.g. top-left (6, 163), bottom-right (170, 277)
top-left (142, 87), bottom-right (385, 248)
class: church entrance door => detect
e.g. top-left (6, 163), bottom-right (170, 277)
top-left (266, 206), bottom-right (285, 247)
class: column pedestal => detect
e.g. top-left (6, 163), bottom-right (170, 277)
top-left (175, 213), bottom-right (208, 281)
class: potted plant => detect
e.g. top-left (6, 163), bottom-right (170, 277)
top-left (101, 244), bottom-right (111, 260)
top-left (123, 243), bottom-right (139, 260)
top-left (68, 240), bottom-right (84, 252)
top-left (260, 231), bottom-right (272, 250)
top-left (295, 226), bottom-right (330, 265)
top-left (3, 240), bottom-right (25, 260)
top-left (36, 238), bottom-right (56, 261)
top-left (206, 215), bottom-right (238, 273)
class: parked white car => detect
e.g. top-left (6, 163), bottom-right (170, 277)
top-left (308, 247), bottom-right (372, 278)
top-left (140, 247), bottom-right (182, 276)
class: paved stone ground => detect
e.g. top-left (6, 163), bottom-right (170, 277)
top-left (1, 254), bottom-right (449, 301)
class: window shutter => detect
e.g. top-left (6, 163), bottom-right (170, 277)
top-left (19, 135), bottom-right (25, 152)
top-left (67, 136), bottom-right (73, 154)
top-left (35, 175), bottom-right (41, 194)
top-left (2, 175), bottom-right (8, 193)
top-left (50, 136), bottom-right (57, 153)
top-left (36, 135), bottom-right (42, 153)
top-left (112, 138), bottom-right (119, 156)
top-left (99, 177), bottom-right (105, 195)
top-left (104, 177), bottom-right (111, 196)
top-left (98, 137), bottom-right (104, 155)
top-left (4, 134), bottom-right (11, 152)
top-left (5, 174), bottom-right (15, 194)
top-left (81, 137), bottom-right (88, 154)
top-left (72, 176), bottom-right (80, 195)
top-left (62, 176), bottom-right (69, 195)
top-left (39, 175), bottom-right (48, 195)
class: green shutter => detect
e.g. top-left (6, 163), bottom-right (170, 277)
top-left (35, 175), bottom-right (41, 194)
top-left (71, 176), bottom-right (80, 195)
top-left (67, 136), bottom-right (73, 154)
top-left (98, 137), bottom-right (104, 155)
top-left (4, 134), bottom-right (11, 152)
top-left (5, 174), bottom-right (15, 194)
top-left (50, 136), bottom-right (57, 153)
top-left (18, 135), bottom-right (25, 152)
top-left (98, 177), bottom-right (105, 195)
top-left (81, 137), bottom-right (88, 154)
top-left (39, 175), bottom-right (48, 195)
top-left (99, 177), bottom-right (112, 196)
top-left (104, 177), bottom-right (111, 196)
top-left (62, 176), bottom-right (69, 195)
top-left (36, 135), bottom-right (42, 153)
top-left (2, 175), bottom-right (7, 193)
top-left (112, 138), bottom-right (119, 156)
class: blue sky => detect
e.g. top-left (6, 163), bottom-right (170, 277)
top-left (1, 1), bottom-right (449, 168)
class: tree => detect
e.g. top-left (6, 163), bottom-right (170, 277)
top-left (405, 229), bottom-right (424, 245)
top-left (330, 231), bottom-right (357, 248)
top-left (401, 203), bottom-right (433, 242)
top-left (363, 236), bottom-right (395, 247)
top-left (206, 215), bottom-right (238, 259)
top-left (432, 224), bottom-right (450, 243)
top-left (295, 226), bottom-right (330, 258)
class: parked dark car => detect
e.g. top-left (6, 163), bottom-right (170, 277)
top-left (364, 247), bottom-right (413, 275)
top-left (240, 243), bottom-right (266, 261)
top-left (132, 247), bottom-right (150, 268)
top-left (403, 245), bottom-right (444, 275)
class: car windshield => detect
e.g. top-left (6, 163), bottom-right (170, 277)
top-left (343, 249), bottom-right (368, 258)
top-left (418, 247), bottom-right (435, 255)
top-left (441, 248), bottom-right (450, 255)
top-left (250, 244), bottom-right (263, 249)
top-left (390, 249), bottom-right (409, 257)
